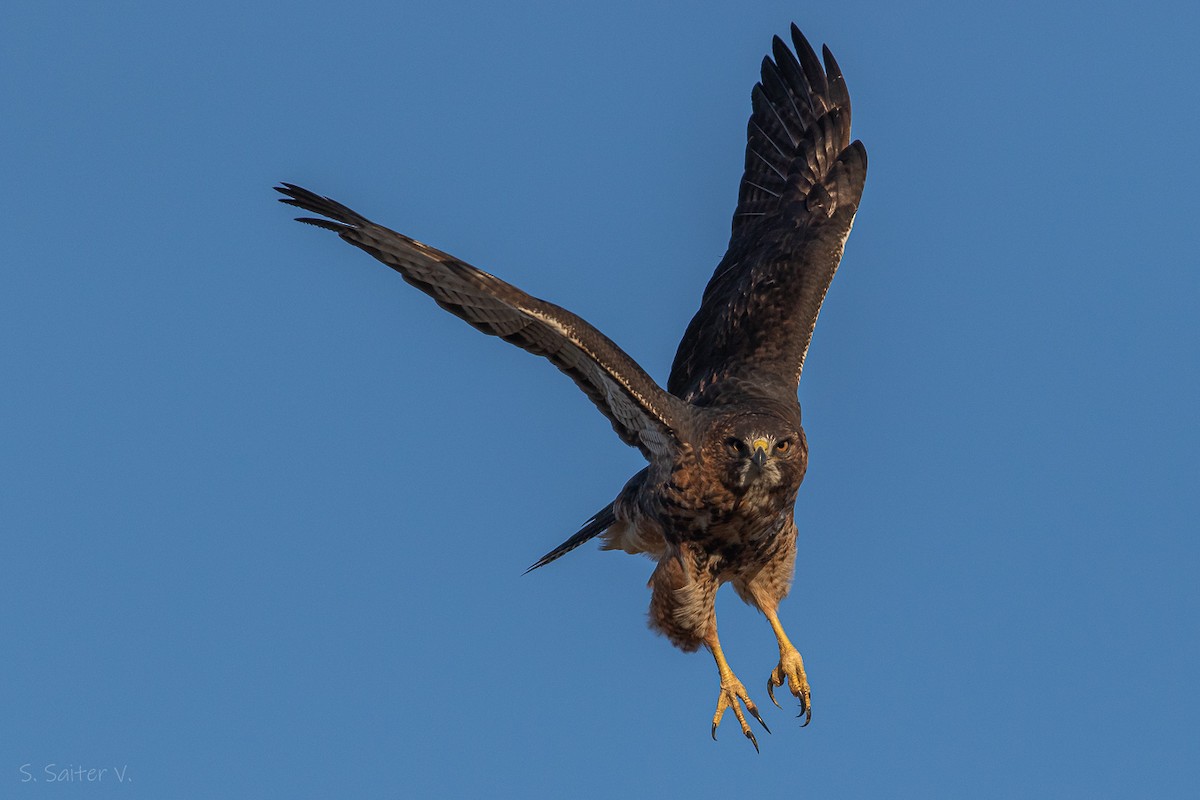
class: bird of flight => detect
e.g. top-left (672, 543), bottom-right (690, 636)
top-left (277, 23), bottom-right (866, 751)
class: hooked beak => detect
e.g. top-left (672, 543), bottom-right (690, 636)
top-left (750, 440), bottom-right (769, 470)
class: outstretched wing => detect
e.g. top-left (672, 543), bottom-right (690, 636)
top-left (277, 184), bottom-right (688, 460)
top-left (668, 25), bottom-right (867, 402)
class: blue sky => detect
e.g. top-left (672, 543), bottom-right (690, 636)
top-left (4, 1), bottom-right (1198, 797)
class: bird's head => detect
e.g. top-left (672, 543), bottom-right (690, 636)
top-left (710, 416), bottom-right (807, 493)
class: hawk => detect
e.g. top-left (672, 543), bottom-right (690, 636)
top-left (277, 23), bottom-right (866, 751)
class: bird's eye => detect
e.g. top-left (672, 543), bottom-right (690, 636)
top-left (776, 439), bottom-right (791, 453)
top-left (725, 437), bottom-right (743, 455)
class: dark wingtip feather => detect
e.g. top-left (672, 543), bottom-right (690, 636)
top-left (523, 546), bottom-right (573, 575)
top-left (821, 43), bottom-right (840, 79)
top-left (760, 53), bottom-right (775, 82)
top-left (523, 504), bottom-right (616, 574)
top-left (274, 182), bottom-right (368, 228)
top-left (769, 36), bottom-right (807, 103)
top-left (294, 216), bottom-right (352, 232)
top-left (789, 22), bottom-right (806, 46)
top-left (769, 34), bottom-right (788, 68)
top-left (789, 24), bottom-right (828, 96)
top-left (522, 556), bottom-right (553, 575)
top-left (822, 44), bottom-right (851, 116)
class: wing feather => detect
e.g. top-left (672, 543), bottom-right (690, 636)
top-left (668, 25), bottom-right (867, 402)
top-left (277, 184), bottom-right (688, 459)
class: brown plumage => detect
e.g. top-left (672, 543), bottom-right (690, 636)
top-left (277, 23), bottom-right (866, 751)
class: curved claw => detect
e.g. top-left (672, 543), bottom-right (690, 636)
top-left (711, 677), bottom-right (769, 752)
top-left (712, 719), bottom-right (765, 753)
top-left (747, 703), bottom-right (772, 735)
top-left (768, 652), bottom-right (812, 725)
top-left (767, 676), bottom-right (783, 709)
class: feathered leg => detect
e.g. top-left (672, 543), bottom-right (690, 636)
top-left (649, 549), bottom-right (769, 750)
top-left (732, 520), bottom-right (812, 724)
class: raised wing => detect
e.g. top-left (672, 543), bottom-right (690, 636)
top-left (277, 184), bottom-right (689, 460)
top-left (668, 25), bottom-right (867, 402)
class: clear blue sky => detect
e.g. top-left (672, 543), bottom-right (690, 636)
top-left (4, 1), bottom-right (1198, 797)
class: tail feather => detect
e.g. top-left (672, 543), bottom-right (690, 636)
top-left (524, 503), bottom-right (617, 574)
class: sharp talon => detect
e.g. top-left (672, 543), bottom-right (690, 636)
top-left (747, 704), bottom-right (771, 734)
top-left (767, 679), bottom-right (782, 710)
top-left (709, 660), bottom-right (765, 749)
top-left (769, 644), bottom-right (812, 728)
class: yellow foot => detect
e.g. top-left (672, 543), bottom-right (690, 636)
top-left (711, 674), bottom-right (771, 752)
top-left (767, 645), bottom-right (812, 726)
